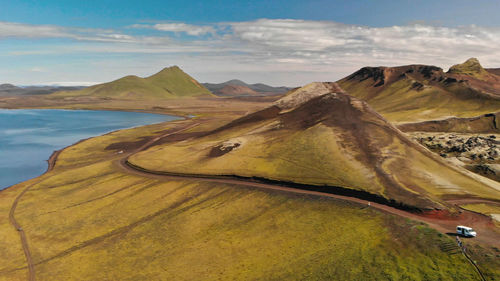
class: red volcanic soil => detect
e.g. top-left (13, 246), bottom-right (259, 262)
top-left (343, 61), bottom-right (500, 100)
top-left (344, 64), bottom-right (444, 87)
top-left (447, 71), bottom-right (500, 99)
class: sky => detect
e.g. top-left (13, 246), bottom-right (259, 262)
top-left (1, 0), bottom-right (500, 86)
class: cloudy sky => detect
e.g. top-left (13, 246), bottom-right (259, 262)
top-left (1, 0), bottom-right (500, 86)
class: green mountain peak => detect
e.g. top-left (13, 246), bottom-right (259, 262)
top-left (448, 58), bottom-right (487, 77)
top-left (53, 66), bottom-right (214, 99)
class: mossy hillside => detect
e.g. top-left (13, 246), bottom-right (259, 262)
top-left (130, 94), bottom-right (500, 208)
top-left (134, 124), bottom-right (377, 189)
top-left (7, 168), bottom-right (487, 281)
top-left (0, 120), bottom-right (189, 280)
top-left (144, 66), bottom-right (211, 97)
top-left (448, 58), bottom-right (489, 79)
top-left (338, 77), bottom-right (500, 123)
top-left (1, 118), bottom-right (496, 280)
top-left (53, 66), bottom-right (214, 99)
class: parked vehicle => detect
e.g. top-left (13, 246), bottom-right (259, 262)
top-left (456, 225), bottom-right (476, 237)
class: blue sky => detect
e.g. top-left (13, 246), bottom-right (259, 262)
top-left (1, 0), bottom-right (500, 86)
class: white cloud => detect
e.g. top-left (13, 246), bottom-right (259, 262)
top-left (154, 23), bottom-right (215, 36)
top-left (3, 19), bottom-right (500, 86)
top-left (0, 21), bottom-right (153, 43)
top-left (0, 21), bottom-right (69, 38)
top-left (131, 22), bottom-right (216, 36)
top-left (224, 19), bottom-right (500, 69)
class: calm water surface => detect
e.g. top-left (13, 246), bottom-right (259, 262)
top-left (0, 109), bottom-right (180, 189)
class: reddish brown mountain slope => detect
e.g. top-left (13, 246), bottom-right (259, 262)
top-left (338, 58), bottom-right (500, 122)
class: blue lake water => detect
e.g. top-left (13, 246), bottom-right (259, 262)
top-left (0, 109), bottom-right (180, 189)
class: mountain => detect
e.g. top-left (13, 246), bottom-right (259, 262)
top-left (337, 58), bottom-right (500, 123)
top-left (203, 79), bottom-right (291, 96)
top-left (53, 66), bottom-right (214, 99)
top-left (448, 58), bottom-right (489, 78)
top-left (217, 84), bottom-right (259, 96)
top-left (0, 84), bottom-right (85, 96)
top-left (129, 82), bottom-right (500, 210)
top-left (0, 83), bottom-right (18, 90)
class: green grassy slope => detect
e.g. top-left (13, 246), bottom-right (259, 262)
top-left (337, 59), bottom-right (500, 123)
top-left (399, 112), bottom-right (500, 133)
top-left (448, 58), bottom-right (490, 78)
top-left (52, 66), bottom-right (214, 99)
top-left (1, 119), bottom-right (497, 280)
top-left (129, 83), bottom-right (500, 210)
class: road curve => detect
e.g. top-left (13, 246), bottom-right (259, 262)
top-left (118, 121), bottom-right (499, 281)
top-left (120, 122), bottom-right (500, 248)
top-left (8, 120), bottom-right (499, 281)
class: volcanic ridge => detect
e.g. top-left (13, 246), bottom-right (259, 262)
top-left (129, 82), bottom-right (500, 210)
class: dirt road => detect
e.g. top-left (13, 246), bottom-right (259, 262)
top-left (119, 122), bottom-right (500, 248)
top-left (8, 149), bottom-right (62, 281)
top-left (9, 182), bottom-right (37, 281)
top-left (8, 120), bottom-right (500, 281)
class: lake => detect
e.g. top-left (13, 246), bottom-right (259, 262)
top-left (0, 109), bottom-right (180, 189)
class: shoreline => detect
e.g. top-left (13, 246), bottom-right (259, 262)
top-left (0, 106), bottom-right (193, 118)
top-left (0, 109), bottom-right (188, 193)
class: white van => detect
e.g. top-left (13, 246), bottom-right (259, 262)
top-left (456, 225), bottom-right (477, 237)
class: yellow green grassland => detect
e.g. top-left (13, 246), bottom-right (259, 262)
top-left (1, 118), bottom-right (499, 280)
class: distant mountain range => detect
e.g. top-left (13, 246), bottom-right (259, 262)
top-left (0, 83), bottom-right (86, 96)
top-left (203, 79), bottom-right (292, 96)
top-left (53, 66), bottom-right (214, 99)
top-left (2, 72), bottom-right (291, 99)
